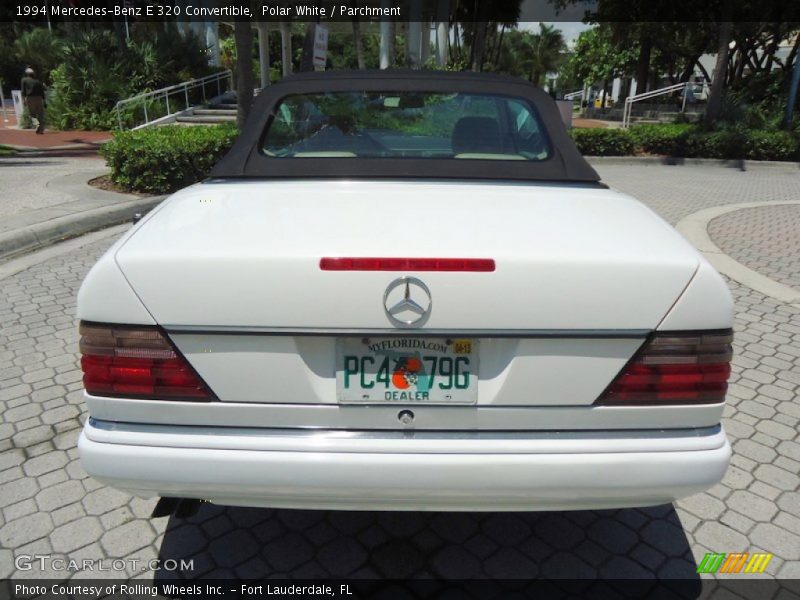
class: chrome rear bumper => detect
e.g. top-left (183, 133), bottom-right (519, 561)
top-left (79, 419), bottom-right (730, 512)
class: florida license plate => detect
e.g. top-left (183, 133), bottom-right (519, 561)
top-left (336, 337), bottom-right (478, 404)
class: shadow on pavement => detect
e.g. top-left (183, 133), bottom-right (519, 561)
top-left (154, 504), bottom-right (700, 582)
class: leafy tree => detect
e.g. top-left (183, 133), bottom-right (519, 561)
top-left (557, 25), bottom-right (637, 96)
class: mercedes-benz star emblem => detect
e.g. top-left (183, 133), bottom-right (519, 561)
top-left (383, 277), bottom-right (432, 328)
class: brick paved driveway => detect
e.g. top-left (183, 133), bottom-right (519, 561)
top-left (709, 204), bottom-right (800, 293)
top-left (1, 164), bottom-right (798, 582)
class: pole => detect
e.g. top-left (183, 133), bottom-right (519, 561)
top-left (785, 49), bottom-right (800, 128)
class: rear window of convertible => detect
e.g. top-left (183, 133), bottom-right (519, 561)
top-left (261, 91), bottom-right (551, 161)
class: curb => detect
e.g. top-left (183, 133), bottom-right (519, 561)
top-left (0, 174), bottom-right (165, 261)
top-left (0, 197), bottom-right (164, 261)
top-left (675, 201), bottom-right (800, 308)
top-left (2, 142), bottom-right (108, 153)
top-left (588, 156), bottom-right (800, 170)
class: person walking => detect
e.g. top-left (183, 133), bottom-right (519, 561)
top-left (21, 67), bottom-right (45, 134)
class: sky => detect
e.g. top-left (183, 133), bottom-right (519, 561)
top-left (517, 0), bottom-right (596, 46)
top-left (518, 21), bottom-right (593, 46)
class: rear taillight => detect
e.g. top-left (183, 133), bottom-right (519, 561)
top-left (79, 322), bottom-right (214, 401)
top-left (597, 330), bottom-right (733, 405)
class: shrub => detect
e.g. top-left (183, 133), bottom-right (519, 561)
top-left (629, 124), bottom-right (693, 155)
top-left (101, 124), bottom-right (239, 194)
top-left (48, 28), bottom-right (214, 131)
top-left (682, 129), bottom-right (746, 159)
top-left (625, 124), bottom-right (798, 161)
top-left (569, 128), bottom-right (634, 156)
top-left (743, 130), bottom-right (798, 161)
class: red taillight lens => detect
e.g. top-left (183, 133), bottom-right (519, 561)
top-left (597, 330), bottom-right (733, 405)
top-left (79, 322), bottom-right (214, 401)
top-left (320, 257), bottom-right (496, 272)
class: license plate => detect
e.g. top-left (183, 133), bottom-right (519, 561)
top-left (336, 337), bottom-right (478, 404)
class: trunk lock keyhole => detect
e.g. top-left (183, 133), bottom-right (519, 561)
top-left (398, 410), bottom-right (415, 425)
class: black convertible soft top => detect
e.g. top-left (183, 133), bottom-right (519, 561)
top-left (210, 70), bottom-right (600, 183)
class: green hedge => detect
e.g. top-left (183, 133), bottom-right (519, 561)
top-left (737, 130), bottom-right (797, 161)
top-left (101, 124), bottom-right (238, 194)
top-left (569, 128), bottom-right (635, 156)
top-left (628, 124), bottom-right (694, 156)
top-left (572, 124), bottom-right (799, 162)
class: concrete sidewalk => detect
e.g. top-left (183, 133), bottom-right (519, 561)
top-left (0, 156), bottom-right (163, 261)
top-left (0, 115), bottom-right (112, 157)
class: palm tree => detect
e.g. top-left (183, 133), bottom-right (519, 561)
top-left (528, 24), bottom-right (566, 87)
top-left (12, 28), bottom-right (64, 82)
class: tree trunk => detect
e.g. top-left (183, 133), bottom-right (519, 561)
top-left (635, 35), bottom-right (652, 94)
top-left (493, 25), bottom-right (505, 65)
top-left (352, 19), bottom-right (366, 69)
top-left (234, 21), bottom-right (254, 130)
top-left (300, 23), bottom-right (316, 72)
top-left (696, 60), bottom-right (712, 83)
top-left (785, 32), bottom-right (800, 128)
top-left (435, 0), bottom-right (449, 67)
top-left (112, 19), bottom-right (127, 52)
top-left (679, 55), bottom-right (701, 83)
top-left (785, 31), bottom-right (800, 72)
top-left (407, 0), bottom-right (422, 68)
top-left (706, 7), bottom-right (734, 123)
top-left (388, 21), bottom-right (396, 66)
top-left (471, 22), bottom-right (487, 71)
top-left (764, 28), bottom-right (780, 72)
top-left (279, 21), bottom-right (293, 76)
top-left (379, 19), bottom-right (391, 69)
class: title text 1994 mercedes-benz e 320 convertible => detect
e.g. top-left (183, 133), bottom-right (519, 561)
top-left (78, 71), bottom-right (733, 512)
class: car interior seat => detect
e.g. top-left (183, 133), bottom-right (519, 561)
top-left (451, 116), bottom-right (504, 155)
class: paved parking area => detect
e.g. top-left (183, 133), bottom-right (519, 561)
top-left (0, 163), bottom-right (798, 583)
top-left (709, 204), bottom-right (800, 293)
top-left (0, 157), bottom-right (106, 222)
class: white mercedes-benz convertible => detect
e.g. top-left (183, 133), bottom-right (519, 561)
top-left (78, 71), bottom-right (733, 512)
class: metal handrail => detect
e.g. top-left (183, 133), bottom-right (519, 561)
top-left (563, 89), bottom-right (584, 100)
top-left (115, 69), bottom-right (233, 130)
top-left (622, 81), bottom-right (708, 128)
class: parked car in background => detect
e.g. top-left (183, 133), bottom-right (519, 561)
top-left (78, 71), bottom-right (733, 512)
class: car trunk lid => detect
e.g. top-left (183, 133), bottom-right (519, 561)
top-left (115, 180), bottom-right (699, 331)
